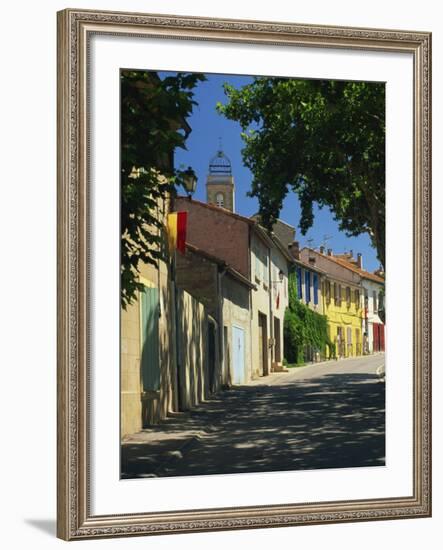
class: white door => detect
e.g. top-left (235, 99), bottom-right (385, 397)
top-left (232, 326), bottom-right (245, 384)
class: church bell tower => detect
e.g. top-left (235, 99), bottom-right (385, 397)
top-left (206, 145), bottom-right (235, 212)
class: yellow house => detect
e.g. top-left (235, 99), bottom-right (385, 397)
top-left (321, 275), bottom-right (363, 358)
top-left (300, 248), bottom-right (364, 359)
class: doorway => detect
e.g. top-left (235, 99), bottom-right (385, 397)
top-left (207, 320), bottom-right (217, 393)
top-left (232, 326), bottom-right (245, 384)
top-left (274, 317), bottom-right (281, 363)
top-left (258, 312), bottom-right (268, 376)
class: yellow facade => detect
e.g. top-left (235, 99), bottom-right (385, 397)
top-left (321, 278), bottom-right (363, 359)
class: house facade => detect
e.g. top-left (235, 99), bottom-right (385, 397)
top-left (289, 242), bottom-right (325, 315)
top-left (174, 196), bottom-right (291, 381)
top-left (175, 242), bottom-right (255, 387)
top-left (300, 247), bottom-right (364, 359)
top-left (249, 227), bottom-right (291, 377)
top-left (362, 278), bottom-right (385, 353)
top-left (331, 252), bottom-right (385, 355)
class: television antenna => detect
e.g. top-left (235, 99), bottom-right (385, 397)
top-left (322, 234), bottom-right (332, 248)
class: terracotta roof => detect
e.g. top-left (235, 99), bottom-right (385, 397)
top-left (293, 257), bottom-right (328, 276)
top-left (302, 248), bottom-right (384, 284)
top-left (176, 196), bottom-right (256, 225)
top-left (185, 242), bottom-right (257, 290)
top-left (331, 256), bottom-right (384, 284)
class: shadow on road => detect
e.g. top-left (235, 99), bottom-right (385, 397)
top-left (121, 372), bottom-right (385, 479)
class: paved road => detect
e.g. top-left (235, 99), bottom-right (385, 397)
top-left (121, 354), bottom-right (385, 478)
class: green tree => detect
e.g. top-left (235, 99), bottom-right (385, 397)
top-left (218, 78), bottom-right (385, 267)
top-left (121, 70), bottom-right (205, 308)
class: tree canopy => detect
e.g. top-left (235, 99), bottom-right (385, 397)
top-left (121, 70), bottom-right (205, 308)
top-left (217, 78), bottom-right (385, 267)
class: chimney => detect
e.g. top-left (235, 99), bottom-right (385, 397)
top-left (357, 253), bottom-right (363, 269)
top-left (327, 248), bottom-right (333, 256)
top-left (349, 249), bottom-right (353, 259)
top-left (319, 245), bottom-right (325, 254)
top-left (289, 241), bottom-right (300, 260)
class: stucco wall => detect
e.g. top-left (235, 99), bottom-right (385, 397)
top-left (121, 263), bottom-right (216, 437)
top-left (362, 279), bottom-right (385, 353)
top-left (270, 246), bottom-right (289, 365)
top-left (222, 274), bottom-right (251, 384)
top-left (120, 259), bottom-right (177, 437)
top-left (250, 233), bottom-right (272, 378)
top-left (176, 288), bottom-right (211, 410)
top-left (323, 280), bottom-right (363, 358)
top-left (301, 249), bottom-right (361, 286)
top-left (176, 249), bottom-right (219, 316)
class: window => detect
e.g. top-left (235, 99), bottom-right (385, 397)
top-left (326, 280), bottom-right (331, 304)
top-left (313, 273), bottom-right (319, 305)
top-left (305, 271), bottom-right (311, 303)
top-left (263, 253), bottom-right (269, 286)
top-left (373, 290), bottom-right (378, 313)
top-left (215, 192), bottom-right (224, 208)
top-left (297, 267), bottom-right (303, 299)
top-left (334, 283), bottom-right (342, 306)
top-left (254, 247), bottom-right (261, 281)
top-left (355, 289), bottom-right (360, 307)
top-left (346, 286), bottom-right (351, 306)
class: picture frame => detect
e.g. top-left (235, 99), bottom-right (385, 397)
top-left (57, 8), bottom-right (431, 540)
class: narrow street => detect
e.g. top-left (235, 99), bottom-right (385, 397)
top-left (121, 354), bottom-right (385, 478)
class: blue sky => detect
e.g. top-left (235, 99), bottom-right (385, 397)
top-left (162, 72), bottom-right (380, 273)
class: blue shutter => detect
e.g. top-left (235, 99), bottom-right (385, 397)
top-left (313, 273), bottom-right (319, 305)
top-left (297, 267), bottom-right (303, 298)
top-left (305, 271), bottom-right (311, 303)
top-left (140, 286), bottom-right (160, 391)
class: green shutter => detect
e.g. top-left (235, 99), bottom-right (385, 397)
top-left (140, 286), bottom-right (160, 391)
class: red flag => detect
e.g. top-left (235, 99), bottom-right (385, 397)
top-left (176, 211), bottom-right (187, 254)
top-left (167, 211), bottom-right (187, 255)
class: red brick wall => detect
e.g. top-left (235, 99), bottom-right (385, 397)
top-left (174, 198), bottom-right (250, 278)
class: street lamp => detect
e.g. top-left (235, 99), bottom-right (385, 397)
top-left (272, 269), bottom-right (285, 283)
top-left (183, 166), bottom-right (197, 199)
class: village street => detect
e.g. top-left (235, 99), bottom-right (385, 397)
top-left (121, 353), bottom-right (385, 478)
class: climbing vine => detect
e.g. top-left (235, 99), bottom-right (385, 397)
top-left (284, 271), bottom-right (333, 364)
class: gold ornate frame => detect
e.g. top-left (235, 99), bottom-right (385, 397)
top-left (57, 8), bottom-right (431, 540)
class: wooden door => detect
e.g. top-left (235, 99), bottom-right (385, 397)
top-left (207, 320), bottom-right (216, 393)
top-left (274, 317), bottom-right (281, 362)
top-left (258, 313), bottom-right (268, 375)
top-left (140, 286), bottom-right (160, 391)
